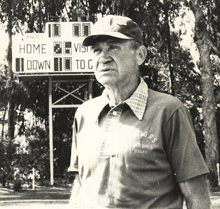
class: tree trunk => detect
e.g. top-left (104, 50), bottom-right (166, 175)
top-left (190, 0), bottom-right (219, 187)
top-left (7, 0), bottom-right (14, 141)
top-left (163, 2), bottom-right (175, 96)
top-left (1, 105), bottom-right (7, 138)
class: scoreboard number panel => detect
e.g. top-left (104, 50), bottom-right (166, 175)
top-left (12, 22), bottom-right (93, 74)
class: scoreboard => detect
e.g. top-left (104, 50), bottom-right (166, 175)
top-left (12, 22), bottom-right (93, 74)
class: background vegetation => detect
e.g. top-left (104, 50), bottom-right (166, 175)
top-left (0, 0), bottom-right (220, 188)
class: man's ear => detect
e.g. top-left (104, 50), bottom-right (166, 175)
top-left (136, 45), bottom-right (147, 65)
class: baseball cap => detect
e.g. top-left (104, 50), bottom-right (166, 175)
top-left (82, 15), bottom-right (143, 46)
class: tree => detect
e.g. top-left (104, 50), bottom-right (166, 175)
top-left (0, 0), bottom-right (72, 184)
top-left (188, 0), bottom-right (219, 186)
top-left (14, 126), bottom-right (50, 185)
top-left (1, 0), bottom-right (219, 186)
top-left (0, 63), bottom-right (9, 138)
top-left (0, 63), bottom-right (28, 186)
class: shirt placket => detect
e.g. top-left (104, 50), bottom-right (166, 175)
top-left (99, 104), bottom-right (124, 157)
top-left (100, 103), bottom-right (124, 204)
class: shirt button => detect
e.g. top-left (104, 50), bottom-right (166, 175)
top-left (112, 111), bottom-right (117, 116)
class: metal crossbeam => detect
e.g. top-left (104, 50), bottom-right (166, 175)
top-left (53, 83), bottom-right (87, 105)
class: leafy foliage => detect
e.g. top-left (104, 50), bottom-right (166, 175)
top-left (1, 0), bottom-right (220, 184)
top-left (14, 126), bottom-right (50, 184)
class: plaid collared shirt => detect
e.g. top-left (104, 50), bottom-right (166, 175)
top-left (102, 77), bottom-right (148, 120)
top-left (99, 78), bottom-right (148, 156)
top-left (125, 77), bottom-right (148, 120)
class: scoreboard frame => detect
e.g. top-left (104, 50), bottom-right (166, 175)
top-left (13, 21), bottom-right (94, 75)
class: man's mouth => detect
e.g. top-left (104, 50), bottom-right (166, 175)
top-left (99, 68), bottom-right (112, 72)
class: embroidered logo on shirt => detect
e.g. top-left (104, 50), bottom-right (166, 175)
top-left (131, 130), bottom-right (158, 155)
top-left (139, 130), bottom-right (158, 144)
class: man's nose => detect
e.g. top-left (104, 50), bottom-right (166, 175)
top-left (98, 51), bottom-right (112, 64)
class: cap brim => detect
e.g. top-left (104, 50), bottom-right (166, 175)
top-left (82, 32), bottom-right (133, 46)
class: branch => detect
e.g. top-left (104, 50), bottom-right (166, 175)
top-left (215, 87), bottom-right (220, 104)
top-left (15, 21), bottom-right (24, 36)
top-left (189, 0), bottom-right (220, 57)
top-left (208, 37), bottom-right (220, 57)
top-left (64, 4), bottom-right (71, 20)
top-left (79, 0), bottom-right (86, 8)
top-left (189, 0), bottom-right (205, 27)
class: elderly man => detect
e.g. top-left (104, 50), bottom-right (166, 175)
top-left (69, 15), bottom-right (211, 209)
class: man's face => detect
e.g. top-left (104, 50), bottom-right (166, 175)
top-left (91, 37), bottom-right (140, 89)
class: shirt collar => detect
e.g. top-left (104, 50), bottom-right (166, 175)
top-left (125, 77), bottom-right (148, 120)
top-left (100, 77), bottom-right (148, 121)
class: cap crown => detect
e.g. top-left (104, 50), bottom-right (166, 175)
top-left (83, 15), bottom-right (143, 46)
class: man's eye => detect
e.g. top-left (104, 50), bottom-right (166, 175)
top-left (93, 48), bottom-right (101, 54)
top-left (109, 44), bottom-right (120, 50)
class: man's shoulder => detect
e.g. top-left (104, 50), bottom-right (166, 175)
top-left (81, 95), bottom-right (104, 107)
top-left (76, 95), bottom-right (106, 116)
top-left (145, 89), bottom-right (189, 125)
top-left (147, 88), bottom-right (184, 110)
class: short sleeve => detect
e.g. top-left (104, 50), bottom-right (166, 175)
top-left (68, 118), bottom-right (79, 172)
top-left (163, 107), bottom-right (209, 182)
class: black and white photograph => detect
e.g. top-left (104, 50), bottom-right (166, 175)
top-left (0, 0), bottom-right (220, 208)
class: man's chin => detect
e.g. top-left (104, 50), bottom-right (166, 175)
top-left (96, 76), bottom-right (116, 87)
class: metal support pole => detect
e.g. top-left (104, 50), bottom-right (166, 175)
top-left (32, 168), bottom-right (35, 190)
top-left (48, 77), bottom-right (54, 186)
top-left (88, 78), bottom-right (93, 100)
